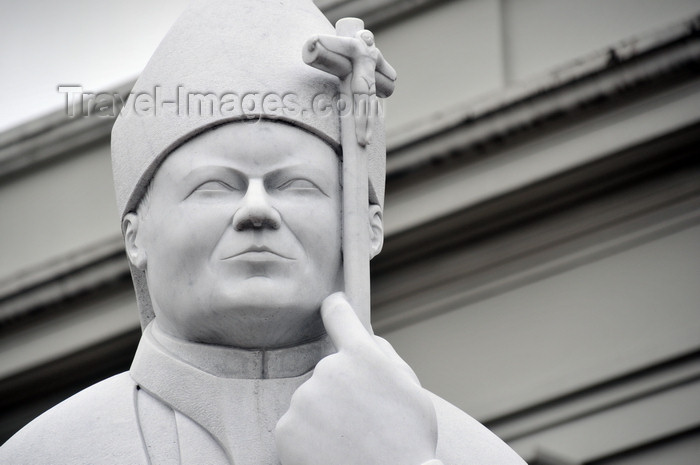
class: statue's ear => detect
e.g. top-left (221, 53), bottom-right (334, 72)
top-left (122, 213), bottom-right (147, 270)
top-left (368, 204), bottom-right (384, 259)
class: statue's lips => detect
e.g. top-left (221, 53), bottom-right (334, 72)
top-left (221, 247), bottom-right (295, 262)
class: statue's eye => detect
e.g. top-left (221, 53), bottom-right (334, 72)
top-left (278, 178), bottom-right (320, 191)
top-left (191, 180), bottom-right (236, 194)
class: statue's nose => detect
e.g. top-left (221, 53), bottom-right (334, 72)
top-left (232, 180), bottom-right (281, 231)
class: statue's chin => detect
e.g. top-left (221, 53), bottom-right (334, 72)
top-left (154, 302), bottom-right (326, 350)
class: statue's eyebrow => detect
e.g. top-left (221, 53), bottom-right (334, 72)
top-left (182, 165), bottom-right (247, 183)
top-left (265, 164), bottom-right (330, 181)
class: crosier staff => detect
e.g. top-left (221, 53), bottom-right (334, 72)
top-left (303, 17), bottom-right (397, 332)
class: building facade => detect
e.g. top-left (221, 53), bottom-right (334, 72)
top-left (1, 1), bottom-right (700, 462)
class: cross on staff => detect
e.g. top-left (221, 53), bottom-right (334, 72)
top-left (303, 18), bottom-right (397, 332)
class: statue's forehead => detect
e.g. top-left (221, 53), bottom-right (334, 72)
top-left (154, 120), bottom-right (340, 180)
top-left (172, 120), bottom-right (337, 157)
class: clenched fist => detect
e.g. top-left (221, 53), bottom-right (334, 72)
top-left (275, 292), bottom-right (441, 465)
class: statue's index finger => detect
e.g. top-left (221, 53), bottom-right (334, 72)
top-left (321, 292), bottom-right (373, 352)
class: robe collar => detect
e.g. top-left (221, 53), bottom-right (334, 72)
top-left (146, 321), bottom-right (333, 379)
top-left (130, 322), bottom-right (334, 461)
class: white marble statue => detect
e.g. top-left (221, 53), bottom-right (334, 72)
top-left (1, 1), bottom-right (525, 464)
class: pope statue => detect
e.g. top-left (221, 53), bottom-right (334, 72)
top-left (1, 1), bottom-right (525, 464)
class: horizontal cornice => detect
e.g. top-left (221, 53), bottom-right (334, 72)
top-left (385, 13), bottom-right (700, 173)
top-left (0, 81), bottom-right (132, 183)
top-left (502, 350), bottom-right (700, 463)
top-left (0, 237), bottom-right (130, 327)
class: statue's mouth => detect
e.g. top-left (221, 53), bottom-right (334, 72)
top-left (221, 246), bottom-right (295, 261)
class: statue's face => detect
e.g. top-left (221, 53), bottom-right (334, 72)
top-left (132, 121), bottom-right (342, 348)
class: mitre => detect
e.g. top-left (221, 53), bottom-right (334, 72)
top-left (110, 0), bottom-right (388, 327)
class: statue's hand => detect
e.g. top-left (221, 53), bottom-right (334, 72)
top-left (275, 292), bottom-right (439, 465)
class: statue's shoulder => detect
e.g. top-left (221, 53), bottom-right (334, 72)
top-left (0, 372), bottom-right (147, 465)
top-left (428, 390), bottom-right (526, 465)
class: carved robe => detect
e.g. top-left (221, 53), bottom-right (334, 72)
top-left (1, 323), bottom-right (524, 464)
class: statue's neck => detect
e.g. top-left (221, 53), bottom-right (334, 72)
top-left (150, 321), bottom-right (334, 379)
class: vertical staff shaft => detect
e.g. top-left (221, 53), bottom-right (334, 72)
top-left (336, 18), bottom-right (372, 333)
